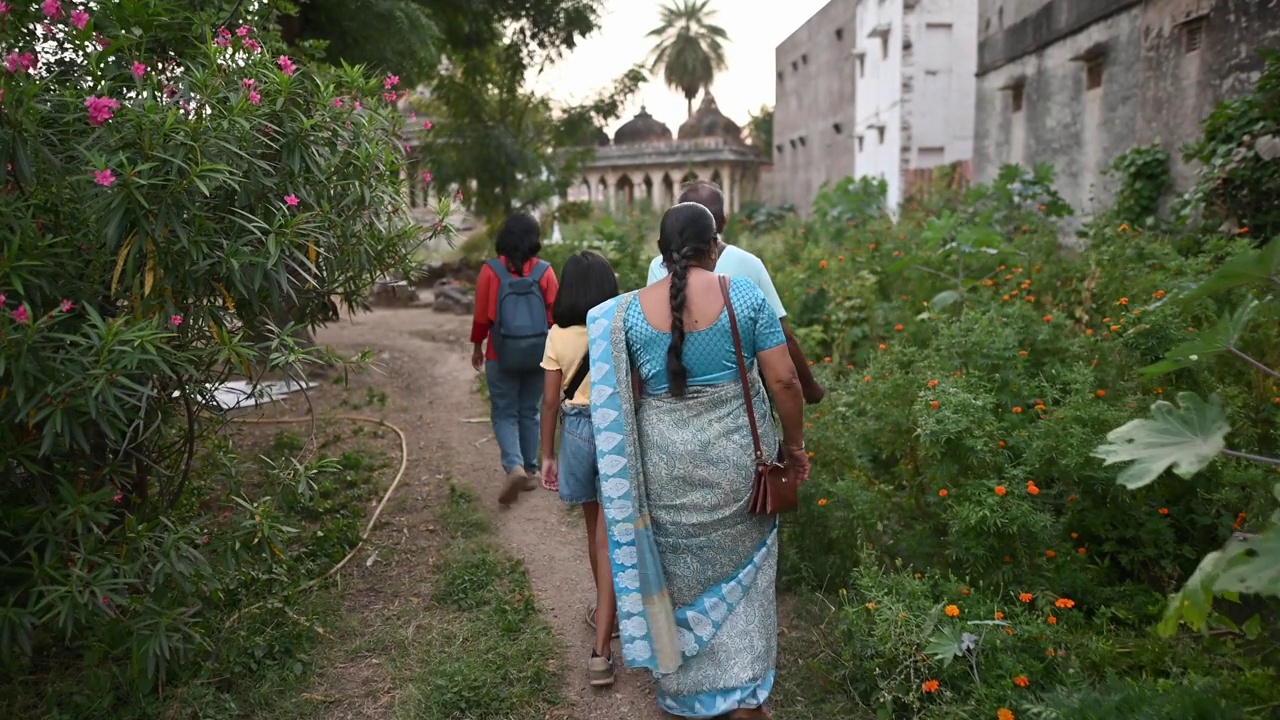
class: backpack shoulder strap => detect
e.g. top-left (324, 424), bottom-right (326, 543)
top-left (528, 260), bottom-right (550, 282)
top-left (563, 351), bottom-right (590, 403)
top-left (486, 258), bottom-right (512, 282)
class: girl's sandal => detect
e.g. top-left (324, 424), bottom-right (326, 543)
top-left (586, 604), bottom-right (621, 639)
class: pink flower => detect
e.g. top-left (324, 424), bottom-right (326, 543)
top-left (5, 52), bottom-right (36, 74)
top-left (247, 90), bottom-right (260, 105)
top-left (11, 305), bottom-right (29, 324)
top-left (284, 194), bottom-right (300, 207)
top-left (453, 189), bottom-right (464, 203)
top-left (131, 61), bottom-right (146, 78)
top-left (421, 171), bottom-right (432, 184)
top-left (383, 74), bottom-right (399, 89)
top-left (3, 54), bottom-right (19, 73)
top-left (85, 95), bottom-right (120, 126)
top-left (216, 26), bottom-right (231, 39)
top-left (41, 0), bottom-right (62, 20)
top-left (382, 91), bottom-right (396, 102)
top-left (422, 120), bottom-right (433, 131)
top-left (235, 24), bottom-right (253, 37)
top-left (70, 8), bottom-right (89, 29)
top-left (331, 97), bottom-right (343, 107)
top-left (353, 101), bottom-right (361, 110)
top-left (0, 3), bottom-right (10, 16)
top-left (213, 37), bottom-right (230, 48)
top-left (94, 34), bottom-right (109, 49)
top-left (0, 293), bottom-right (7, 305)
top-left (59, 299), bottom-right (73, 313)
top-left (169, 314), bottom-right (183, 327)
top-left (243, 38), bottom-right (261, 53)
top-left (241, 77), bottom-right (255, 88)
top-left (112, 490), bottom-right (123, 503)
top-left (93, 169), bottom-right (116, 187)
top-left (276, 55), bottom-right (296, 76)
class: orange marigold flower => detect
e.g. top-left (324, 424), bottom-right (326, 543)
top-left (1067, 495), bottom-right (1076, 503)
top-left (1154, 387), bottom-right (1164, 394)
top-left (1045, 549), bottom-right (1057, 558)
top-left (869, 243), bottom-right (877, 250)
top-left (1078, 547), bottom-right (1087, 556)
top-left (878, 343), bottom-right (887, 351)
top-left (928, 379), bottom-right (938, 388)
top-left (1019, 593), bottom-right (1033, 603)
top-left (820, 259), bottom-right (828, 269)
top-left (1153, 289), bottom-right (1166, 299)
top-left (1158, 507), bottom-right (1169, 516)
top-left (939, 489), bottom-right (949, 498)
top-left (1013, 674), bottom-right (1029, 688)
top-left (864, 375), bottom-right (872, 383)
top-left (1026, 481), bottom-right (1040, 496)
top-left (1033, 403), bottom-right (1046, 411)
top-left (1047, 615), bottom-right (1058, 625)
top-left (1095, 389), bottom-right (1107, 397)
top-left (817, 498), bottom-right (828, 506)
top-left (1070, 532), bottom-right (1078, 539)
top-left (1116, 297), bottom-right (1129, 306)
top-left (998, 440), bottom-right (1007, 448)
top-left (994, 611), bottom-right (1004, 620)
top-left (1012, 406), bottom-right (1023, 414)
top-left (1055, 598), bottom-right (1075, 609)
top-left (922, 679), bottom-right (940, 693)
top-left (1003, 555), bottom-right (1013, 564)
top-left (894, 324), bottom-right (905, 331)
top-left (961, 587), bottom-right (971, 596)
top-left (931, 400), bottom-right (940, 409)
top-left (998, 708), bottom-right (1015, 720)
top-left (944, 604), bottom-right (960, 618)
top-left (995, 485), bottom-right (1007, 497)
top-left (1110, 324), bottom-right (1121, 332)
top-left (1003, 626), bottom-right (1014, 635)
top-left (1046, 647), bottom-right (1057, 657)
top-left (1019, 350), bottom-right (1028, 356)
top-left (865, 602), bottom-right (877, 610)
top-left (1043, 315), bottom-right (1053, 322)
top-left (1085, 328), bottom-right (1095, 336)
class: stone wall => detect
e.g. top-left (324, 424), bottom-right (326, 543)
top-left (974, 0), bottom-right (1280, 225)
top-left (772, 0), bottom-right (858, 214)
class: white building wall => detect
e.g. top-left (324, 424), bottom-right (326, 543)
top-left (853, 0), bottom-right (905, 206)
top-left (854, 0), bottom-right (978, 209)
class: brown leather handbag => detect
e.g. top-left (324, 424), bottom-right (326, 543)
top-left (720, 276), bottom-right (799, 516)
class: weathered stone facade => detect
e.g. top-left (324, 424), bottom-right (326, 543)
top-left (974, 0), bottom-right (1280, 223)
top-left (570, 95), bottom-right (766, 213)
top-left (770, 0), bottom-right (859, 213)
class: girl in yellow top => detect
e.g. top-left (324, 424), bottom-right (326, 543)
top-left (539, 250), bottom-right (620, 687)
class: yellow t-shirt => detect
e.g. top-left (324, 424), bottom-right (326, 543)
top-left (541, 324), bottom-right (591, 407)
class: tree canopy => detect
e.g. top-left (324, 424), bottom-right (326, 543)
top-left (647, 0), bottom-right (729, 118)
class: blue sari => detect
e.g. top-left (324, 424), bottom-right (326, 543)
top-left (586, 288), bottom-right (779, 718)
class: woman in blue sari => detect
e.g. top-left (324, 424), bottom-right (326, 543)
top-left (586, 203), bottom-right (809, 719)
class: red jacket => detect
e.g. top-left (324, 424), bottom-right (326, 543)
top-left (470, 256), bottom-right (559, 362)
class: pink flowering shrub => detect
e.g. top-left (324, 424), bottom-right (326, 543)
top-left (0, 1), bottom-right (453, 700)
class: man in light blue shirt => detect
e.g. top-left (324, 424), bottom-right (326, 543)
top-left (647, 181), bottom-right (825, 404)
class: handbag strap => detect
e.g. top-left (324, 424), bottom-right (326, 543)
top-left (719, 275), bottom-right (765, 463)
top-left (563, 351), bottom-right (590, 403)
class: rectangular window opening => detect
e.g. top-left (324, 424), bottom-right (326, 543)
top-left (1011, 83), bottom-right (1025, 113)
top-left (1184, 18), bottom-right (1205, 54)
top-left (1086, 59), bottom-right (1103, 91)
top-left (833, 122), bottom-right (843, 134)
top-left (835, 28), bottom-right (844, 41)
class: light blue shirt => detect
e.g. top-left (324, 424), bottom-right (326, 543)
top-left (646, 243), bottom-right (788, 319)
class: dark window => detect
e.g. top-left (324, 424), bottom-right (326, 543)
top-left (835, 28), bottom-right (844, 41)
top-left (856, 135), bottom-right (864, 152)
top-left (833, 122), bottom-right (843, 134)
top-left (775, 144), bottom-right (784, 155)
top-left (1010, 82), bottom-right (1025, 113)
top-left (799, 136), bottom-right (807, 147)
top-left (789, 138), bottom-right (797, 149)
top-left (791, 60), bottom-right (799, 72)
top-left (1086, 58), bottom-right (1103, 90)
top-left (858, 56), bottom-right (865, 78)
top-left (777, 70), bottom-right (783, 83)
top-left (1184, 18), bottom-right (1205, 54)
top-left (801, 54), bottom-right (809, 65)
top-left (876, 127), bottom-right (885, 144)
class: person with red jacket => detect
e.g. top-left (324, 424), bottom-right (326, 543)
top-left (470, 214), bottom-right (559, 506)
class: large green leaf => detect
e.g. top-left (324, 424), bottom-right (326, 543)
top-left (1216, 531), bottom-right (1280, 595)
top-left (1092, 392), bottom-right (1230, 489)
top-left (1139, 299), bottom-right (1261, 377)
top-left (1157, 548), bottom-right (1229, 636)
top-left (1183, 238), bottom-right (1280, 301)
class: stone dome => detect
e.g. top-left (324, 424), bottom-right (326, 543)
top-left (677, 92), bottom-right (743, 144)
top-left (613, 106), bottom-right (673, 145)
top-left (591, 126), bottom-right (610, 146)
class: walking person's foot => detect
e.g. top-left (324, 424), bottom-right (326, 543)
top-left (498, 466), bottom-right (527, 507)
top-left (524, 469), bottom-right (540, 492)
top-left (586, 604), bottom-right (620, 638)
top-left (587, 650), bottom-right (615, 687)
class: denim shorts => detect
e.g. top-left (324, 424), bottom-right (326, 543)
top-left (558, 405), bottom-right (599, 505)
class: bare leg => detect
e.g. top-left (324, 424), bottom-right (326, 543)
top-left (582, 501), bottom-right (601, 584)
top-left (590, 505), bottom-right (616, 656)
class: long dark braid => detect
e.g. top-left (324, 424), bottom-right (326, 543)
top-left (658, 203), bottom-right (717, 398)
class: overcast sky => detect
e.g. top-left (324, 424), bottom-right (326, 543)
top-left (528, 0), bottom-right (833, 135)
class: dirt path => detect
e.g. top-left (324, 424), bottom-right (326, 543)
top-left (314, 306), bottom-right (664, 720)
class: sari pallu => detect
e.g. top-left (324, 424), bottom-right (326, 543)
top-left (587, 292), bottom-right (778, 719)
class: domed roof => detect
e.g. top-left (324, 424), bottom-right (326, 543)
top-left (614, 106), bottom-right (673, 145)
top-left (591, 125), bottom-right (610, 146)
top-left (677, 92), bottom-right (743, 144)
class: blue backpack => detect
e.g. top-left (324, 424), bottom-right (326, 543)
top-left (486, 258), bottom-right (550, 373)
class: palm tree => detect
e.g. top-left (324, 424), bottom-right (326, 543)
top-left (647, 0), bottom-right (729, 118)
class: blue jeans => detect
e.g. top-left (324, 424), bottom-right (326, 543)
top-left (558, 405), bottom-right (599, 505)
top-left (485, 361), bottom-right (542, 474)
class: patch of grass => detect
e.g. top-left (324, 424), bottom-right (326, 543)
top-left (771, 594), bottom-right (867, 720)
top-left (395, 483), bottom-right (562, 720)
